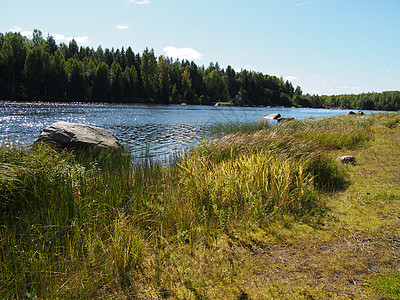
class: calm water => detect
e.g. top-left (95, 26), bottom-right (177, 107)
top-left (0, 102), bottom-right (381, 160)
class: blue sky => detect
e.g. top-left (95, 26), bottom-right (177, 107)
top-left (1, 0), bottom-right (399, 95)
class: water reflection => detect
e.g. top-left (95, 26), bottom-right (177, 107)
top-left (110, 123), bottom-right (203, 159)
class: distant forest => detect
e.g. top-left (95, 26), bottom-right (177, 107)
top-left (0, 30), bottom-right (399, 111)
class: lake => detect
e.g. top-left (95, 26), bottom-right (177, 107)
top-left (0, 102), bottom-right (381, 161)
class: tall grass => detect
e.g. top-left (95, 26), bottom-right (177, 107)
top-left (374, 112), bottom-right (400, 128)
top-left (271, 114), bottom-right (374, 149)
top-left (177, 146), bottom-right (322, 224)
top-left (1, 113), bottom-right (388, 298)
top-left (0, 144), bottom-right (143, 297)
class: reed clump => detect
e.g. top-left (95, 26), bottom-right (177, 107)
top-left (1, 113), bottom-right (391, 298)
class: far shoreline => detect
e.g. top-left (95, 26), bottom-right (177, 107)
top-left (0, 99), bottom-right (393, 113)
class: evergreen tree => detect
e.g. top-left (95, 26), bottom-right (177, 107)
top-left (95, 46), bottom-right (104, 62)
top-left (0, 40), bottom-right (15, 96)
top-left (24, 46), bottom-right (43, 96)
top-left (68, 39), bottom-right (79, 59)
top-left (181, 69), bottom-right (193, 103)
top-left (124, 65), bottom-right (139, 100)
top-left (0, 32), bottom-right (27, 97)
top-left (46, 35), bottom-right (58, 55)
top-left (140, 48), bottom-right (157, 100)
top-left (188, 61), bottom-right (203, 100)
top-left (157, 55), bottom-right (171, 102)
top-left (32, 29), bottom-right (44, 47)
top-left (125, 46), bottom-right (135, 67)
top-left (67, 58), bottom-right (84, 100)
top-left (204, 69), bottom-right (228, 103)
top-left (49, 49), bottom-right (67, 98)
top-left (169, 60), bottom-right (183, 100)
top-left (225, 65), bottom-right (239, 99)
top-left (110, 61), bottom-right (124, 101)
top-left (104, 48), bottom-right (114, 66)
top-left (93, 62), bottom-right (110, 101)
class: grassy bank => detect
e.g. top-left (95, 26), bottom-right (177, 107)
top-left (1, 112), bottom-right (399, 299)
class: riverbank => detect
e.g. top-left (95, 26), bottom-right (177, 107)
top-left (1, 112), bottom-right (399, 298)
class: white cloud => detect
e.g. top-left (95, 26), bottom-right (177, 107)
top-left (127, 0), bottom-right (150, 4)
top-left (296, 1), bottom-right (313, 6)
top-left (163, 46), bottom-right (203, 60)
top-left (73, 36), bottom-right (90, 44)
top-left (52, 33), bottom-right (90, 44)
top-left (116, 24), bottom-right (130, 30)
top-left (52, 34), bottom-right (67, 41)
top-left (8, 26), bottom-right (32, 36)
top-left (8, 26), bottom-right (90, 44)
top-left (284, 75), bottom-right (298, 81)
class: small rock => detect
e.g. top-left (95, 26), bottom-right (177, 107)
top-left (337, 155), bottom-right (356, 164)
top-left (347, 111), bottom-right (356, 115)
top-left (356, 111), bottom-right (364, 115)
top-left (34, 121), bottom-right (121, 150)
top-left (264, 113), bottom-right (281, 120)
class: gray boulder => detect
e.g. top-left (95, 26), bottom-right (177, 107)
top-left (336, 155), bottom-right (355, 164)
top-left (264, 113), bottom-right (281, 120)
top-left (347, 111), bottom-right (356, 115)
top-left (34, 121), bottom-right (121, 149)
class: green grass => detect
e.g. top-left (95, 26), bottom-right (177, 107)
top-left (1, 112), bottom-right (399, 298)
top-left (376, 112), bottom-right (400, 128)
top-left (370, 271), bottom-right (400, 299)
top-left (272, 114), bottom-right (374, 149)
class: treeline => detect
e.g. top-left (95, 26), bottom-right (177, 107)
top-left (0, 30), bottom-right (297, 106)
top-left (0, 30), bottom-right (399, 110)
top-left (292, 92), bottom-right (400, 111)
